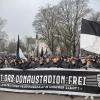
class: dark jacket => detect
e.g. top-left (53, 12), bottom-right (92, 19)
top-left (24, 62), bottom-right (31, 69)
top-left (78, 62), bottom-right (86, 68)
top-left (95, 63), bottom-right (100, 69)
top-left (10, 63), bottom-right (15, 68)
top-left (69, 63), bottom-right (80, 69)
top-left (0, 63), bottom-right (4, 68)
top-left (38, 63), bottom-right (45, 68)
top-left (44, 62), bottom-right (52, 68)
top-left (15, 63), bottom-right (23, 69)
top-left (50, 62), bottom-right (59, 68)
top-left (61, 61), bottom-right (70, 68)
top-left (3, 64), bottom-right (11, 68)
top-left (29, 62), bottom-right (36, 69)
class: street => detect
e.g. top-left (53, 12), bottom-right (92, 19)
top-left (0, 92), bottom-right (100, 100)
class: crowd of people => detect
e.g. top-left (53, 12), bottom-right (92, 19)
top-left (0, 55), bottom-right (100, 70)
top-left (0, 55), bottom-right (98, 100)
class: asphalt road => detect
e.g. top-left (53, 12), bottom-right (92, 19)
top-left (0, 92), bottom-right (100, 100)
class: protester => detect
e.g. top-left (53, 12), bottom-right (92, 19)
top-left (61, 57), bottom-right (70, 68)
top-left (69, 58), bottom-right (79, 69)
top-left (50, 56), bottom-right (60, 68)
top-left (82, 56), bottom-right (96, 70)
top-left (79, 57), bottom-right (87, 68)
top-left (38, 57), bottom-right (45, 68)
top-left (29, 58), bottom-right (36, 69)
top-left (0, 54), bottom-right (99, 100)
top-left (0, 55), bottom-right (99, 70)
top-left (3, 59), bottom-right (11, 68)
top-left (44, 57), bottom-right (52, 68)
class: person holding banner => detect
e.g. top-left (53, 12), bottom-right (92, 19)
top-left (3, 59), bottom-right (11, 68)
top-left (61, 57), bottom-right (70, 68)
top-left (79, 57), bottom-right (87, 67)
top-left (69, 58), bottom-right (80, 69)
top-left (44, 57), bottom-right (52, 68)
top-left (82, 56), bottom-right (96, 70)
top-left (50, 56), bottom-right (60, 68)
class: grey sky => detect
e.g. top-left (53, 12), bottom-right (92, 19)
top-left (0, 0), bottom-right (100, 40)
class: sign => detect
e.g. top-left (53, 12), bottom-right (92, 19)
top-left (0, 68), bottom-right (100, 96)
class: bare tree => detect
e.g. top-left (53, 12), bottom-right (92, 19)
top-left (7, 39), bottom-right (26, 54)
top-left (7, 39), bottom-right (17, 53)
top-left (0, 17), bottom-right (8, 40)
top-left (33, 6), bottom-right (59, 54)
top-left (25, 37), bottom-right (34, 54)
top-left (33, 0), bottom-right (91, 56)
top-left (56, 0), bottom-right (91, 56)
top-left (0, 17), bottom-right (8, 52)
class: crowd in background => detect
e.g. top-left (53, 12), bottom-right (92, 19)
top-left (0, 55), bottom-right (100, 70)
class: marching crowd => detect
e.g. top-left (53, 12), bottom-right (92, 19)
top-left (0, 55), bottom-right (98, 100)
top-left (0, 55), bottom-right (100, 70)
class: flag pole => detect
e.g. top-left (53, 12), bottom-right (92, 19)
top-left (16, 35), bottom-right (20, 60)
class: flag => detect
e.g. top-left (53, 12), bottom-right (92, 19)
top-left (16, 35), bottom-right (20, 60)
top-left (19, 48), bottom-right (27, 60)
top-left (81, 18), bottom-right (100, 36)
top-left (16, 35), bottom-right (27, 60)
top-left (40, 47), bottom-right (44, 57)
top-left (80, 18), bottom-right (100, 54)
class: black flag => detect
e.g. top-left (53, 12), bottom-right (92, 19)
top-left (16, 35), bottom-right (20, 60)
top-left (40, 47), bottom-right (44, 57)
top-left (80, 18), bottom-right (100, 54)
top-left (81, 18), bottom-right (100, 36)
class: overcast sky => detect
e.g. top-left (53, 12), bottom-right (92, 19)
top-left (0, 0), bottom-right (100, 40)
